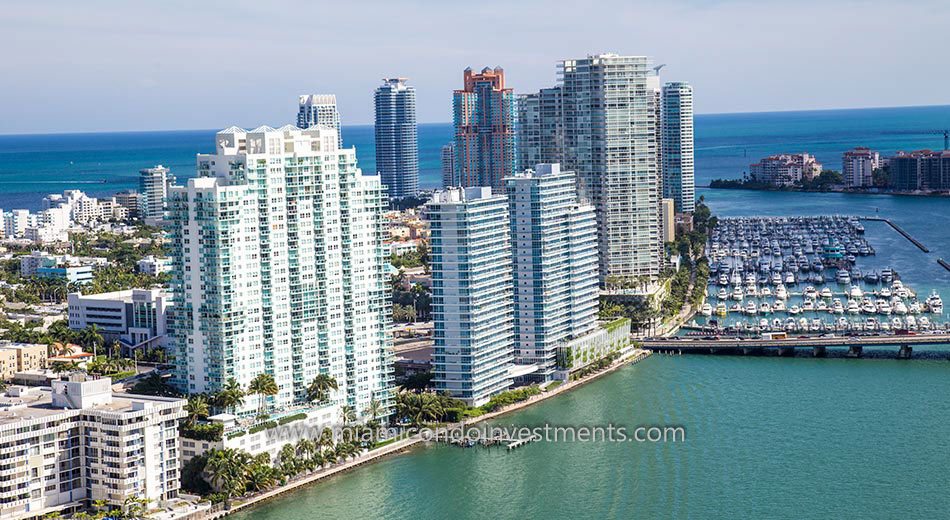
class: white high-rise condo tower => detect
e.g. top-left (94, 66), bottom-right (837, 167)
top-left (139, 165), bottom-right (175, 219)
top-left (374, 78), bottom-right (419, 199)
top-left (427, 187), bottom-right (514, 406)
top-left (506, 164), bottom-right (599, 382)
top-left (297, 94), bottom-right (343, 147)
top-left (559, 54), bottom-right (662, 280)
top-left (168, 125), bottom-right (393, 418)
top-left (662, 82), bottom-right (695, 213)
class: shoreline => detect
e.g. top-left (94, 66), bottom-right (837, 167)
top-left (186, 349), bottom-right (653, 519)
top-left (704, 185), bottom-right (950, 198)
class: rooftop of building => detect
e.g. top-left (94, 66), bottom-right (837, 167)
top-left (67, 287), bottom-right (167, 302)
top-left (0, 376), bottom-right (184, 427)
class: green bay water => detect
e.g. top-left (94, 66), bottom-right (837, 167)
top-left (233, 356), bottom-right (950, 519)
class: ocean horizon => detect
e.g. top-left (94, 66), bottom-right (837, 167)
top-left (2, 104), bottom-right (949, 210)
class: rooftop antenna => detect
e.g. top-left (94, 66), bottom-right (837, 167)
top-left (653, 64), bottom-right (666, 75)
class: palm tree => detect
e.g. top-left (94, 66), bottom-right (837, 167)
top-left (276, 444), bottom-right (299, 477)
top-left (244, 460), bottom-right (278, 492)
top-left (120, 496), bottom-right (149, 519)
top-left (306, 373), bottom-right (338, 404)
top-left (82, 324), bottom-right (104, 357)
top-left (340, 404), bottom-right (357, 426)
top-left (184, 395), bottom-right (210, 426)
top-left (214, 378), bottom-right (245, 414)
top-left (317, 426), bottom-right (335, 452)
top-left (247, 373), bottom-right (279, 419)
top-left (364, 397), bottom-right (384, 422)
top-left (204, 448), bottom-right (251, 508)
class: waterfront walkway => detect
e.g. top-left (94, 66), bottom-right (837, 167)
top-left (168, 349), bottom-right (653, 519)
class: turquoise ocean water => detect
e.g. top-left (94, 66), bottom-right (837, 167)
top-left (2, 105), bottom-right (949, 210)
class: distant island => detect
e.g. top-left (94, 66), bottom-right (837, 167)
top-left (709, 148), bottom-right (950, 195)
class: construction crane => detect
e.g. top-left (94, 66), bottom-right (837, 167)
top-left (882, 129), bottom-right (949, 150)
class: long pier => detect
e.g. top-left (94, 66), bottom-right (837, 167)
top-left (643, 333), bottom-right (950, 359)
top-left (938, 258), bottom-right (950, 273)
top-left (862, 217), bottom-right (929, 253)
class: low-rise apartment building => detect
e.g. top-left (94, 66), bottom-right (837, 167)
top-left (0, 374), bottom-right (186, 519)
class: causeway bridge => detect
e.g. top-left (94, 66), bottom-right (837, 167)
top-left (642, 333), bottom-right (950, 359)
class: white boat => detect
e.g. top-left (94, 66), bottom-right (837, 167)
top-left (761, 287), bottom-right (772, 297)
top-left (789, 305), bottom-right (801, 315)
top-left (771, 272), bottom-right (782, 285)
top-left (730, 303), bottom-right (742, 313)
top-left (732, 286), bottom-right (744, 300)
top-left (785, 272), bottom-right (795, 284)
top-left (847, 299), bottom-right (860, 314)
top-left (927, 291), bottom-right (944, 314)
top-left (836, 270), bottom-right (851, 284)
top-left (820, 287), bottom-right (833, 299)
top-left (810, 319), bottom-right (823, 331)
top-left (719, 274), bottom-right (729, 286)
top-left (700, 303), bottom-right (712, 316)
top-left (772, 318), bottom-right (783, 329)
top-left (746, 284), bottom-right (759, 297)
top-left (849, 285), bottom-right (863, 298)
top-left (832, 299), bottom-right (844, 314)
top-left (816, 300), bottom-right (828, 312)
top-left (776, 285), bottom-right (788, 300)
top-left (759, 318), bottom-right (769, 328)
top-left (891, 317), bottom-right (903, 329)
top-left (894, 301), bottom-right (908, 315)
top-left (760, 302), bottom-right (772, 314)
top-left (876, 299), bottom-right (892, 315)
top-left (861, 299), bottom-right (877, 314)
top-left (919, 316), bottom-right (932, 329)
top-left (774, 300), bottom-right (787, 312)
top-left (909, 301), bottom-right (922, 314)
top-left (836, 317), bottom-right (850, 330)
top-left (799, 317), bottom-right (810, 330)
top-left (717, 288), bottom-right (728, 300)
top-left (804, 286), bottom-right (818, 299)
top-left (905, 315), bottom-right (917, 329)
top-left (879, 288), bottom-right (891, 298)
top-left (745, 301), bottom-right (758, 315)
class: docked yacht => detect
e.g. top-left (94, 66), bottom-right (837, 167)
top-left (847, 299), bottom-right (860, 314)
top-left (771, 272), bottom-right (782, 285)
top-left (717, 288), bottom-right (728, 300)
top-left (785, 272), bottom-right (796, 284)
top-left (732, 286), bottom-right (744, 300)
top-left (927, 291), bottom-right (944, 314)
top-left (919, 316), bottom-right (932, 329)
top-left (894, 301), bottom-right (908, 315)
top-left (760, 302), bottom-right (772, 314)
top-left (906, 315), bottom-right (918, 329)
top-left (745, 301), bottom-right (758, 315)
top-left (861, 298), bottom-right (877, 314)
top-left (718, 274), bottom-right (729, 286)
top-left (802, 299), bottom-right (815, 311)
top-left (836, 270), bottom-right (851, 285)
top-left (774, 300), bottom-right (787, 312)
top-left (776, 285), bottom-right (788, 300)
top-left (716, 302), bottom-right (728, 316)
top-left (909, 301), bottom-right (922, 314)
top-left (810, 319), bottom-right (823, 332)
top-left (761, 287), bottom-right (772, 297)
top-left (864, 271), bottom-right (879, 284)
top-left (849, 286), bottom-right (863, 298)
top-left (816, 300), bottom-right (829, 312)
top-left (832, 299), bottom-right (844, 314)
top-left (789, 304), bottom-right (801, 315)
top-left (803, 286), bottom-right (818, 299)
top-left (820, 287), bottom-right (833, 299)
top-left (876, 299), bottom-right (892, 315)
top-left (730, 303), bottom-right (742, 313)
top-left (700, 303), bottom-right (713, 316)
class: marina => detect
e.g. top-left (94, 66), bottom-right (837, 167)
top-left (697, 215), bottom-right (946, 335)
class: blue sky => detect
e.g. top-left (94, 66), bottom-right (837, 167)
top-left (1, 0), bottom-right (947, 134)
